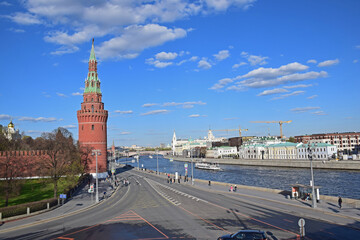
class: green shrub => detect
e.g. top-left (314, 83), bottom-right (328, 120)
top-left (0, 198), bottom-right (57, 219)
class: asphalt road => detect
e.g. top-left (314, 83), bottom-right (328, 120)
top-left (1, 168), bottom-right (360, 240)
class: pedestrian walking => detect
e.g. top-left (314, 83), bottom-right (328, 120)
top-left (208, 180), bottom-right (211, 186)
top-left (234, 185), bottom-right (237, 192)
top-left (338, 196), bottom-right (342, 209)
top-left (230, 185), bottom-right (233, 192)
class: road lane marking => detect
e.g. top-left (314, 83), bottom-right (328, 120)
top-left (131, 210), bottom-right (169, 239)
top-left (0, 184), bottom-right (129, 235)
top-left (141, 174), bottom-right (300, 238)
top-left (178, 205), bottom-right (231, 234)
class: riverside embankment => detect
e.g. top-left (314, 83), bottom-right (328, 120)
top-left (166, 156), bottom-right (360, 171)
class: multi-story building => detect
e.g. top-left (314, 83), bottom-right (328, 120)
top-left (295, 132), bottom-right (360, 154)
top-left (297, 143), bottom-right (337, 160)
top-left (214, 146), bottom-right (238, 158)
top-left (171, 130), bottom-right (226, 156)
top-left (238, 136), bottom-right (337, 160)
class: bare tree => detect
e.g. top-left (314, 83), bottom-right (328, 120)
top-left (40, 128), bottom-right (78, 198)
top-left (0, 154), bottom-right (28, 206)
top-left (78, 144), bottom-right (93, 176)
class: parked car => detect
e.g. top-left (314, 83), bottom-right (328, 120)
top-left (218, 229), bottom-right (268, 240)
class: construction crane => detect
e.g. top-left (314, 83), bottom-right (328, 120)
top-left (212, 126), bottom-right (248, 137)
top-left (250, 120), bottom-right (292, 138)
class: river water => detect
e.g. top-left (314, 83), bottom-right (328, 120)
top-left (120, 156), bottom-right (360, 200)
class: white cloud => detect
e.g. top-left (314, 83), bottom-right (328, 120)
top-left (18, 117), bottom-right (58, 122)
top-left (114, 110), bottom-right (133, 114)
top-left (291, 107), bottom-right (321, 113)
top-left (317, 59), bottom-right (339, 67)
top-left (312, 111), bottom-right (327, 116)
top-left (163, 101), bottom-right (206, 107)
top-left (155, 52), bottom-right (178, 60)
top-left (119, 131), bottom-right (131, 135)
top-left (271, 90), bottom-right (305, 100)
top-left (204, 0), bottom-right (255, 11)
top-left (0, 1), bottom-right (11, 6)
top-left (353, 59), bottom-right (358, 63)
top-left (240, 71), bottom-right (327, 88)
top-left (7, 12), bottom-right (42, 25)
top-left (232, 62), bottom-right (247, 69)
top-left (141, 109), bottom-right (170, 116)
top-left (146, 58), bottom-right (173, 68)
top-left (209, 78), bottom-right (233, 90)
top-left (257, 88), bottom-right (288, 96)
top-left (198, 58), bottom-right (212, 69)
top-left (177, 56), bottom-right (198, 66)
top-left (356, 45), bottom-right (360, 49)
top-left (72, 92), bottom-right (82, 96)
top-left (307, 95), bottom-right (318, 99)
top-left (241, 51), bottom-right (268, 66)
top-left (240, 62), bottom-right (308, 80)
top-left (62, 125), bottom-right (77, 129)
top-left (189, 114), bottom-right (200, 118)
top-left (214, 50), bottom-right (230, 61)
top-left (26, 130), bottom-right (45, 135)
top-left (142, 103), bottom-right (158, 108)
top-left (97, 24), bottom-right (187, 60)
top-left (50, 46), bottom-right (79, 55)
top-left (8, 1), bottom-right (256, 57)
top-left (212, 62), bottom-right (327, 91)
top-left (56, 92), bottom-right (67, 97)
top-left (307, 59), bottom-right (317, 64)
top-left (0, 114), bottom-right (12, 120)
top-left (8, 28), bottom-right (25, 33)
top-left (284, 84), bottom-right (312, 89)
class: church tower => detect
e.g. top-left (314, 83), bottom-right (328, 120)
top-left (77, 39), bottom-right (108, 174)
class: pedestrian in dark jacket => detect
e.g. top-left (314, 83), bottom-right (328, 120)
top-left (338, 196), bottom-right (342, 209)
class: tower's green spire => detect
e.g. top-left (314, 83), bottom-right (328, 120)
top-left (89, 38), bottom-right (96, 61)
top-left (84, 38), bottom-right (101, 94)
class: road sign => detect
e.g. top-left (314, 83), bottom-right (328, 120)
top-left (111, 168), bottom-right (115, 174)
top-left (60, 194), bottom-right (67, 199)
top-left (298, 218), bottom-right (305, 227)
top-left (184, 163), bottom-right (188, 168)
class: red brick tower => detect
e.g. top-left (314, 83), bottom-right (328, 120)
top-left (77, 39), bottom-right (108, 174)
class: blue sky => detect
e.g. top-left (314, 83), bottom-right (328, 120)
top-left (1, 0), bottom-right (359, 147)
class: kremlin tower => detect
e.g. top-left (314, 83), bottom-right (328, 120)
top-left (77, 39), bottom-right (108, 174)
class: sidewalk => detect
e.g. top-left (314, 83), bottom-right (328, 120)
top-left (0, 176), bottom-right (118, 232)
top-left (138, 168), bottom-right (360, 228)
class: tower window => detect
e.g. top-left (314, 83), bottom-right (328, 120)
top-left (91, 98), bottom-right (93, 102)
top-left (92, 125), bottom-right (94, 130)
top-left (82, 125), bottom-right (84, 130)
top-left (92, 105), bottom-right (94, 113)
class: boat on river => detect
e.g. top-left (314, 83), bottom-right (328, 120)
top-left (195, 162), bottom-right (221, 171)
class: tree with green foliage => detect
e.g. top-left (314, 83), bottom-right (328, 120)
top-left (288, 137), bottom-right (296, 143)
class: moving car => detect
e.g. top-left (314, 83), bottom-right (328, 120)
top-left (218, 229), bottom-right (268, 240)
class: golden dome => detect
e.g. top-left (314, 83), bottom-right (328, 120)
top-left (8, 121), bottom-right (14, 128)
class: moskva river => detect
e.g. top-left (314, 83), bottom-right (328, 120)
top-left (120, 156), bottom-right (360, 200)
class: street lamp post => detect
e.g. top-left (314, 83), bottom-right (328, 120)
top-left (92, 150), bottom-right (101, 203)
top-left (191, 148), bottom-right (194, 185)
top-left (156, 149), bottom-right (159, 174)
top-left (308, 143), bottom-right (317, 208)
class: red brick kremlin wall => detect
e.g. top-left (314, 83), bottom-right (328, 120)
top-left (0, 150), bottom-right (48, 178)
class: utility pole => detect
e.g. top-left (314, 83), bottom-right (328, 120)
top-left (308, 144), bottom-right (317, 208)
top-left (92, 149), bottom-right (101, 203)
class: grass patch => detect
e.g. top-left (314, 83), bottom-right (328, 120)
top-left (0, 176), bottom-right (79, 208)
